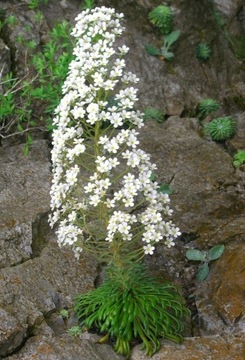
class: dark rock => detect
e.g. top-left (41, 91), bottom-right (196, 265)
top-left (195, 242), bottom-right (245, 335)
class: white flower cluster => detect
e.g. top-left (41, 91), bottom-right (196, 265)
top-left (49, 7), bottom-right (180, 258)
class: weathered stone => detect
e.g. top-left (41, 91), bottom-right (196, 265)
top-left (0, 309), bottom-right (26, 357)
top-left (195, 242), bottom-right (245, 335)
top-left (5, 334), bottom-right (124, 360)
top-left (0, 38), bottom-right (11, 77)
top-left (131, 336), bottom-right (245, 360)
top-left (0, 242), bottom-right (97, 357)
top-left (0, 140), bottom-right (51, 267)
top-left (213, 0), bottom-right (244, 19)
top-left (106, 0), bottom-right (242, 115)
top-left (139, 117), bottom-right (245, 247)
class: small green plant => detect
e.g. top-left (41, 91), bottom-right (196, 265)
top-left (0, 19), bottom-right (74, 152)
top-left (34, 11), bottom-right (44, 22)
top-left (27, 0), bottom-right (48, 9)
top-left (67, 325), bottom-right (82, 337)
top-left (5, 15), bottom-right (16, 25)
top-left (197, 98), bottom-right (220, 120)
top-left (213, 9), bottom-right (226, 29)
top-left (196, 43), bottom-right (211, 61)
top-left (145, 30), bottom-right (181, 61)
top-left (148, 5), bottom-right (173, 35)
top-left (234, 35), bottom-right (245, 63)
top-left (186, 244), bottom-right (225, 281)
top-left (60, 309), bottom-right (69, 319)
top-left (143, 107), bottom-right (165, 123)
top-left (204, 116), bottom-right (236, 141)
top-left (82, 0), bottom-right (96, 9)
top-left (233, 149), bottom-right (245, 168)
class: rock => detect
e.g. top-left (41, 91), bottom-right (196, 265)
top-left (131, 336), bottom-right (245, 360)
top-left (0, 141), bottom-right (52, 267)
top-left (0, 38), bottom-right (11, 77)
top-left (195, 242), bottom-right (245, 336)
top-left (5, 334), bottom-right (124, 360)
top-left (213, 0), bottom-right (244, 19)
top-left (0, 242), bottom-right (97, 357)
top-left (0, 309), bottom-right (26, 357)
top-left (139, 117), bottom-right (245, 247)
top-left (107, 0), bottom-right (241, 115)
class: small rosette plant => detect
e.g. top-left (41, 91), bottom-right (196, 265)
top-left (49, 6), bottom-right (189, 357)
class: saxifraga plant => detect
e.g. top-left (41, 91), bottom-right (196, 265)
top-left (197, 98), bottom-right (220, 120)
top-left (143, 107), bottom-right (165, 123)
top-left (148, 5), bottom-right (173, 35)
top-left (75, 264), bottom-right (188, 356)
top-left (67, 326), bottom-right (82, 336)
top-left (49, 7), bottom-right (189, 357)
top-left (204, 116), bottom-right (236, 141)
top-left (233, 149), bottom-right (245, 168)
top-left (186, 245), bottom-right (225, 281)
top-left (196, 42), bottom-right (211, 61)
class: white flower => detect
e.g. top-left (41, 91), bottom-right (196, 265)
top-left (165, 238), bottom-right (175, 248)
top-left (143, 244), bottom-right (155, 255)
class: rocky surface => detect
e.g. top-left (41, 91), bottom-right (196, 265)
top-left (0, 0), bottom-right (245, 359)
top-left (131, 336), bottom-right (245, 360)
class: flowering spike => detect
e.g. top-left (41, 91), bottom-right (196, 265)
top-left (49, 7), bottom-right (180, 260)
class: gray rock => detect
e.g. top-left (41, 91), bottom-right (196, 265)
top-left (131, 336), bottom-right (245, 360)
top-left (0, 141), bottom-right (51, 267)
top-left (0, 242), bottom-right (97, 357)
top-left (139, 117), bottom-right (245, 247)
top-left (0, 39), bottom-right (11, 78)
top-left (5, 334), bottom-right (124, 360)
top-left (213, 0), bottom-right (244, 18)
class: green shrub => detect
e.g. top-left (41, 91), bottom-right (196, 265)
top-left (204, 116), bottom-right (236, 141)
top-left (197, 98), bottom-right (220, 120)
top-left (233, 149), bottom-right (245, 168)
top-left (143, 107), bottom-right (165, 123)
top-left (196, 43), bottom-right (211, 61)
top-left (148, 5), bottom-right (173, 35)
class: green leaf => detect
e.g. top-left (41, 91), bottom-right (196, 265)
top-left (209, 244), bottom-right (225, 261)
top-left (186, 249), bottom-right (206, 261)
top-left (149, 172), bottom-right (156, 181)
top-left (164, 30), bottom-right (181, 48)
top-left (17, 124), bottom-right (24, 132)
top-left (196, 263), bottom-right (209, 281)
top-left (24, 143), bottom-right (29, 157)
top-left (163, 51), bottom-right (174, 60)
top-left (145, 44), bottom-right (161, 56)
top-left (158, 183), bottom-right (173, 194)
